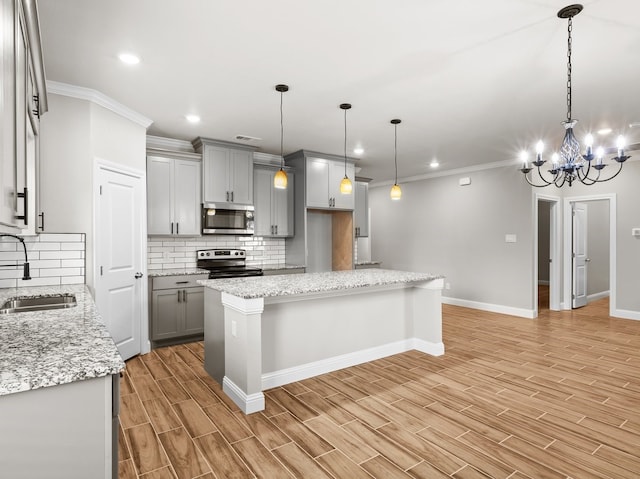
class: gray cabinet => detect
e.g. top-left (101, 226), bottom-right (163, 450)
top-left (0, 0), bottom-right (46, 233)
top-left (354, 181), bottom-right (369, 237)
top-left (150, 274), bottom-right (208, 343)
top-left (194, 138), bottom-right (256, 206)
top-left (147, 153), bottom-right (201, 236)
top-left (306, 157), bottom-right (355, 210)
top-left (254, 166), bottom-right (293, 237)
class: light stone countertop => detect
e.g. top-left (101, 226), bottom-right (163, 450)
top-left (199, 268), bottom-right (444, 299)
top-left (0, 284), bottom-right (125, 396)
top-left (147, 268), bottom-right (209, 277)
top-left (261, 264), bottom-right (306, 271)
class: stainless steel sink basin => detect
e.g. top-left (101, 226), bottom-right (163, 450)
top-left (0, 294), bottom-right (77, 314)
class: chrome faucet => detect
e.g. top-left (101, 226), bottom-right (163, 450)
top-left (0, 234), bottom-right (31, 280)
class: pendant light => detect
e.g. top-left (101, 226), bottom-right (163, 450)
top-left (390, 119), bottom-right (402, 200)
top-left (339, 103), bottom-right (353, 194)
top-left (273, 84), bottom-right (289, 189)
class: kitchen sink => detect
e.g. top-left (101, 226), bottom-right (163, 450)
top-left (0, 294), bottom-right (77, 314)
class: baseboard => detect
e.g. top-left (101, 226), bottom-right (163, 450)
top-left (222, 377), bottom-right (265, 414)
top-left (261, 338), bottom-right (444, 390)
top-left (442, 296), bottom-right (535, 319)
top-left (611, 309), bottom-right (640, 321)
top-left (587, 291), bottom-right (609, 303)
top-left (538, 280), bottom-right (550, 285)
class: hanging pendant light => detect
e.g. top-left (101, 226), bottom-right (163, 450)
top-left (390, 119), bottom-right (402, 200)
top-left (339, 103), bottom-right (353, 194)
top-left (273, 84), bottom-right (289, 189)
top-left (519, 4), bottom-right (631, 187)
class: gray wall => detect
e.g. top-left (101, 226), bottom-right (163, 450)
top-left (586, 200), bottom-right (609, 297)
top-left (538, 201), bottom-right (551, 283)
top-left (370, 165), bottom-right (534, 312)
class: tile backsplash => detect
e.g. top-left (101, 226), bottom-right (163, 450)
top-left (148, 236), bottom-right (286, 271)
top-left (0, 233), bottom-right (86, 288)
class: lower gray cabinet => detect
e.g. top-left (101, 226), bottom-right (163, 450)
top-left (151, 274), bottom-right (208, 343)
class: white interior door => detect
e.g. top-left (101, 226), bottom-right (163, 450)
top-left (96, 166), bottom-right (144, 360)
top-left (572, 202), bottom-right (588, 308)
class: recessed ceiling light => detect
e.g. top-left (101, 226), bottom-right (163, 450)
top-left (430, 159), bottom-right (439, 168)
top-left (597, 128), bottom-right (612, 135)
top-left (118, 52), bottom-right (140, 65)
top-left (353, 147), bottom-right (364, 155)
top-left (630, 122), bottom-right (640, 128)
top-left (185, 114), bottom-right (200, 124)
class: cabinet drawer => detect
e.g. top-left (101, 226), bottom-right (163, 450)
top-left (152, 274), bottom-right (209, 290)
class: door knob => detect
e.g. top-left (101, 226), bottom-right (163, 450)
top-left (585, 258), bottom-right (591, 262)
top-left (134, 272), bottom-right (144, 279)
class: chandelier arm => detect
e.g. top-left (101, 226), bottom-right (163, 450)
top-left (576, 168), bottom-right (599, 185)
top-left (535, 166), bottom-right (555, 185)
top-left (524, 172), bottom-right (554, 188)
top-left (593, 162), bottom-right (624, 183)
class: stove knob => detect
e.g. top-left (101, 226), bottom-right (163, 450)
top-left (206, 252), bottom-right (211, 256)
top-left (235, 252), bottom-right (239, 256)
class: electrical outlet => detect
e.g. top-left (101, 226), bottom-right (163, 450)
top-left (445, 282), bottom-right (451, 290)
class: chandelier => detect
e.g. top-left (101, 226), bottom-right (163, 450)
top-left (520, 4), bottom-right (630, 188)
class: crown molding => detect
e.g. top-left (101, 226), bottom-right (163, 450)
top-left (46, 80), bottom-right (153, 128)
top-left (369, 159), bottom-right (516, 188)
top-left (146, 135), bottom-right (195, 152)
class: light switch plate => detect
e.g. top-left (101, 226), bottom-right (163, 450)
top-left (632, 228), bottom-right (640, 237)
top-left (505, 234), bottom-right (517, 243)
top-left (459, 177), bottom-right (471, 186)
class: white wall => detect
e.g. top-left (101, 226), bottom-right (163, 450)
top-left (370, 165), bottom-right (534, 314)
top-left (40, 93), bottom-right (147, 290)
top-left (586, 200), bottom-right (609, 297)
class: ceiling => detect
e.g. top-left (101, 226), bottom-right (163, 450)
top-left (37, 0), bottom-right (640, 183)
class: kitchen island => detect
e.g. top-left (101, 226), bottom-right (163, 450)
top-left (199, 269), bottom-right (444, 414)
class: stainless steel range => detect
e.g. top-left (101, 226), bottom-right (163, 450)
top-left (196, 249), bottom-right (263, 279)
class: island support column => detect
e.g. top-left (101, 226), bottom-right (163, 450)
top-left (411, 278), bottom-right (445, 355)
top-left (220, 293), bottom-right (265, 414)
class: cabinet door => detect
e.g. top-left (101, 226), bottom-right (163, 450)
top-left (330, 161), bottom-right (355, 210)
top-left (0, 0), bottom-right (17, 229)
top-left (173, 159), bottom-right (201, 235)
top-left (253, 167), bottom-right (273, 236)
top-left (229, 149), bottom-right (253, 205)
top-left (202, 145), bottom-right (230, 203)
top-left (306, 158), bottom-right (329, 208)
top-left (13, 8), bottom-right (27, 229)
top-left (151, 289), bottom-right (181, 340)
top-left (147, 156), bottom-right (173, 235)
top-left (354, 181), bottom-right (368, 237)
top-left (273, 171), bottom-right (293, 236)
top-left (182, 287), bottom-right (205, 336)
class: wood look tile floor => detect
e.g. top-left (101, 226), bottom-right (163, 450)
top-left (119, 298), bottom-right (640, 478)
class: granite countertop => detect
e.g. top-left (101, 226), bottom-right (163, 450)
top-left (148, 268), bottom-right (209, 277)
top-left (199, 268), bottom-right (444, 299)
top-left (261, 264), bottom-right (306, 271)
top-left (0, 284), bottom-right (125, 396)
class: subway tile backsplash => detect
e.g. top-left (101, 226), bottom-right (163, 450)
top-left (147, 236), bottom-right (286, 271)
top-left (0, 233), bottom-right (86, 288)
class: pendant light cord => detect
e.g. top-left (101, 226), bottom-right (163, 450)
top-left (566, 16), bottom-right (573, 122)
top-left (343, 107), bottom-right (348, 176)
top-left (280, 90), bottom-right (284, 168)
top-left (394, 123), bottom-right (398, 184)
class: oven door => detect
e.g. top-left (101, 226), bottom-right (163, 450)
top-left (202, 204), bottom-right (254, 235)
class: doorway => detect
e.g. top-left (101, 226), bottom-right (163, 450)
top-left (535, 195), bottom-right (561, 316)
top-left (94, 160), bottom-right (148, 360)
top-left (563, 194), bottom-right (615, 316)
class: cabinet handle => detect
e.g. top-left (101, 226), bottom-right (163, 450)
top-left (171, 222), bottom-right (174, 234)
top-left (15, 187), bottom-right (28, 224)
top-left (270, 225), bottom-right (274, 235)
top-left (38, 212), bottom-right (44, 231)
top-left (231, 191), bottom-right (234, 202)
top-left (226, 191), bottom-right (229, 202)
top-left (275, 225), bottom-right (278, 235)
top-left (176, 222), bottom-right (179, 235)
top-left (183, 290), bottom-right (187, 303)
top-left (177, 290), bottom-right (182, 303)
top-left (175, 281), bottom-right (189, 285)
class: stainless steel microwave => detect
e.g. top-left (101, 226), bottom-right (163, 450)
top-left (201, 204), bottom-right (254, 235)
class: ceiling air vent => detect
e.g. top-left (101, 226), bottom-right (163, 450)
top-left (235, 135), bottom-right (262, 142)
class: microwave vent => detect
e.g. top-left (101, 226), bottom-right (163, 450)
top-left (235, 134), bottom-right (262, 142)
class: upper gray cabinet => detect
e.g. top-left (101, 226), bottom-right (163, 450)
top-left (305, 156), bottom-right (355, 210)
top-left (0, 0), bottom-right (47, 233)
top-left (193, 138), bottom-right (256, 206)
top-left (147, 151), bottom-right (201, 236)
top-left (354, 180), bottom-right (369, 237)
top-left (253, 165), bottom-right (294, 237)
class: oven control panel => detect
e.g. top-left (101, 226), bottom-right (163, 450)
top-left (197, 249), bottom-right (246, 259)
